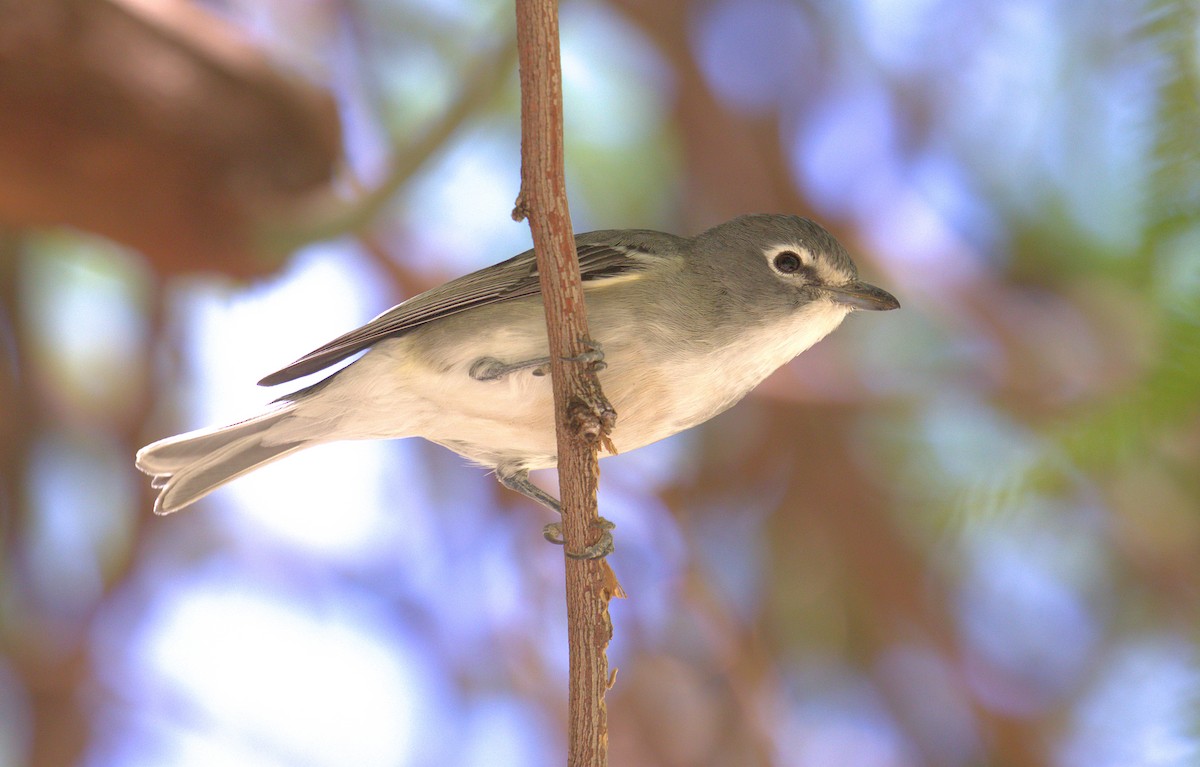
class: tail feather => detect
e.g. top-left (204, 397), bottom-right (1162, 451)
top-left (136, 408), bottom-right (314, 515)
top-left (135, 410), bottom-right (289, 474)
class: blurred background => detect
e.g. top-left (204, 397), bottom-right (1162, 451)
top-left (2, 0), bottom-right (1199, 765)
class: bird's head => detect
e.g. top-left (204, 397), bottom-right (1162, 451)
top-left (698, 214), bottom-right (899, 319)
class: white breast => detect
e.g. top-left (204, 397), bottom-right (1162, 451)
top-left (602, 299), bottom-right (852, 449)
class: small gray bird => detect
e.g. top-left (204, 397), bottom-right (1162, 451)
top-left (136, 214), bottom-right (898, 535)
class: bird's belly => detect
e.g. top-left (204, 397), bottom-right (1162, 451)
top-left (311, 300), bottom-right (845, 469)
top-left (327, 340), bottom-right (690, 469)
top-left (414, 365), bottom-right (706, 469)
top-left (414, 361), bottom-right (694, 469)
top-left (425, 376), bottom-right (562, 468)
top-left (325, 339), bottom-right (563, 466)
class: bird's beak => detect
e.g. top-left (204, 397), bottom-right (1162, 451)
top-left (825, 280), bottom-right (900, 311)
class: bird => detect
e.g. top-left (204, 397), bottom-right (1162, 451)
top-left (136, 213), bottom-right (898, 553)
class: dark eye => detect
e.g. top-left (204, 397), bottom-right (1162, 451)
top-left (773, 251), bottom-right (803, 274)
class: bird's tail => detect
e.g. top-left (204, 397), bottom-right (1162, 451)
top-left (136, 406), bottom-right (313, 515)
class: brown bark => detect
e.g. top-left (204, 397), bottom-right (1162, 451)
top-left (511, 1), bottom-right (621, 764)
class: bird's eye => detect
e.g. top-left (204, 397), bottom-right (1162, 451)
top-left (773, 251), bottom-right (803, 274)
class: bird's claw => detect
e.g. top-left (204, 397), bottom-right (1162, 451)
top-left (564, 340), bottom-right (607, 372)
top-left (543, 517), bottom-right (616, 559)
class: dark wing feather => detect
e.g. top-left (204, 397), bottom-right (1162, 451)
top-left (257, 231), bottom-right (676, 386)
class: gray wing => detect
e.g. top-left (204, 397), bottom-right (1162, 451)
top-left (257, 229), bottom-right (682, 386)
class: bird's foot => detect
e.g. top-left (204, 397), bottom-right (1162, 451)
top-left (470, 356), bottom-right (552, 381)
top-left (564, 339), bottom-right (607, 373)
top-left (543, 517), bottom-right (616, 560)
top-left (470, 341), bottom-right (605, 383)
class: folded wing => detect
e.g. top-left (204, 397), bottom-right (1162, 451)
top-left (257, 230), bottom-right (678, 386)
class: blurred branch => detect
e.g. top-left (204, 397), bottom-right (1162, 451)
top-left (607, 0), bottom-right (785, 226)
top-left (512, 1), bottom-right (620, 765)
top-left (263, 33), bottom-right (519, 251)
top-left (0, 233), bottom-right (92, 767)
top-left (608, 0), bottom-right (885, 281)
top-left (0, 0), bottom-right (340, 277)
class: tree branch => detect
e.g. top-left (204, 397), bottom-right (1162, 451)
top-left (511, 1), bottom-right (621, 765)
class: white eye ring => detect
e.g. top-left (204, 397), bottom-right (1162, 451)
top-left (766, 246), bottom-right (813, 276)
top-left (773, 251), bottom-right (804, 274)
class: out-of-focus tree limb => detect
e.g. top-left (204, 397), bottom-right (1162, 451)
top-left (0, 0), bottom-right (340, 277)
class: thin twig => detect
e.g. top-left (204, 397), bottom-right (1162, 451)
top-left (511, 1), bottom-right (621, 765)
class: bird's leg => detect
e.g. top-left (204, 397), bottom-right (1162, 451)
top-left (498, 468), bottom-right (561, 512)
top-left (469, 341), bottom-right (607, 382)
top-left (497, 469), bottom-right (615, 559)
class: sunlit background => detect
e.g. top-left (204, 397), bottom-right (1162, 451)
top-left (2, 0), bottom-right (1199, 765)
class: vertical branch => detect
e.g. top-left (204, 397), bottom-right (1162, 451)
top-left (511, 1), bottom-right (620, 765)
